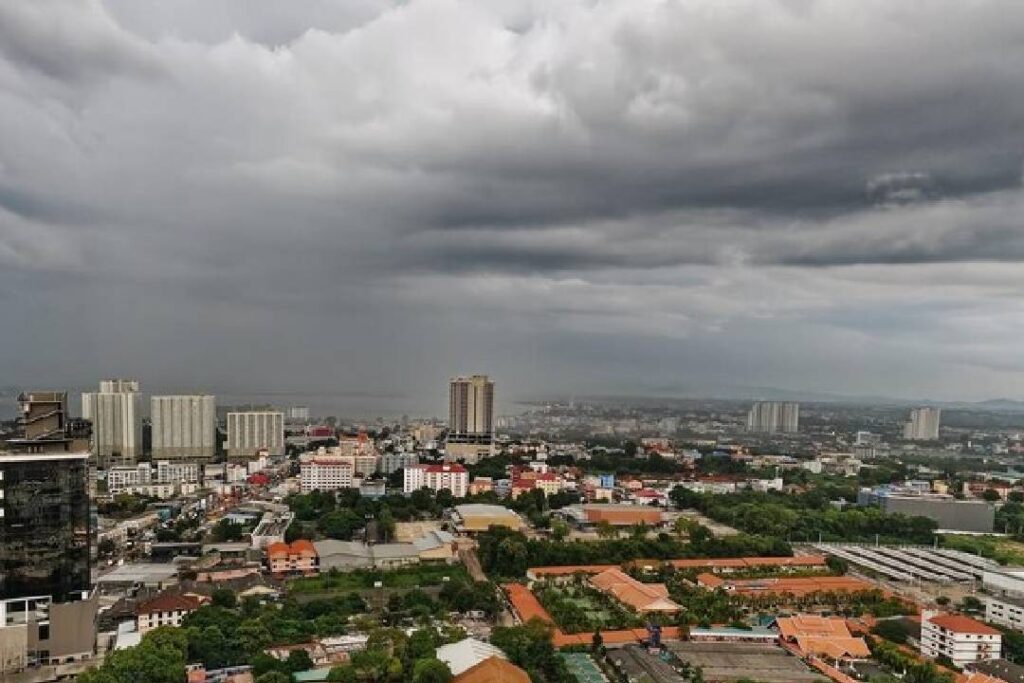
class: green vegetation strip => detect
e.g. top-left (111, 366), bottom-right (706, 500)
top-left (289, 564), bottom-right (471, 593)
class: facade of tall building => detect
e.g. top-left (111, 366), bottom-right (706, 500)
top-left (746, 402), bottom-right (800, 434)
top-left (81, 379), bottom-right (141, 466)
top-left (447, 375), bottom-right (495, 463)
top-left (448, 375), bottom-right (494, 437)
top-left (903, 407), bottom-right (941, 441)
top-left (226, 411), bottom-right (285, 459)
top-left (7, 392), bottom-right (91, 454)
top-left (0, 451), bottom-right (97, 669)
top-left (151, 395), bottom-right (216, 461)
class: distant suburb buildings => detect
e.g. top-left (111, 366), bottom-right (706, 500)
top-left (746, 401), bottom-right (799, 434)
top-left (903, 407), bottom-right (941, 441)
top-left (151, 395), bottom-right (217, 462)
top-left (81, 379), bottom-right (142, 466)
top-left (858, 485), bottom-right (994, 533)
top-left (226, 410), bottom-right (285, 460)
top-left (446, 375), bottom-right (495, 463)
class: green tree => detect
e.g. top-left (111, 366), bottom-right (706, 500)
top-left (871, 619), bottom-right (910, 644)
top-left (256, 673), bottom-right (291, 683)
top-left (412, 658), bottom-right (453, 683)
top-left (983, 489), bottom-right (1002, 502)
top-left (211, 589), bottom-right (237, 609)
top-left (287, 649), bottom-right (315, 673)
top-left (550, 518), bottom-right (569, 542)
top-left (328, 666), bottom-right (358, 683)
top-left (319, 510), bottom-right (365, 540)
top-left (78, 627), bottom-right (188, 683)
top-left (211, 518), bottom-right (245, 542)
top-left (407, 628), bottom-right (439, 661)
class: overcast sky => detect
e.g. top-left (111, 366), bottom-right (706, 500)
top-left (2, 0), bottom-right (1024, 414)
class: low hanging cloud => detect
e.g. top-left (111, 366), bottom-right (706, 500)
top-left (1, 0), bottom-right (1024, 407)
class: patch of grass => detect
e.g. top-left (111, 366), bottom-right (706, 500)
top-left (941, 534), bottom-right (1024, 565)
top-left (535, 581), bottom-right (646, 634)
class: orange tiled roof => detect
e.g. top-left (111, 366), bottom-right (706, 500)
top-left (928, 614), bottom-right (1002, 636)
top-left (290, 539), bottom-right (317, 556)
top-left (453, 656), bottom-right (530, 683)
top-left (776, 615), bottom-right (871, 659)
top-left (696, 573), bottom-right (725, 588)
top-left (589, 568), bottom-right (680, 612)
top-left (503, 583), bottom-right (555, 625)
top-left (267, 542), bottom-right (290, 558)
top-left (704, 574), bottom-right (874, 597)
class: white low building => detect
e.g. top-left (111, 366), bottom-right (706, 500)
top-left (106, 460), bottom-right (201, 498)
top-left (920, 612), bottom-right (1001, 668)
top-left (435, 637), bottom-right (506, 676)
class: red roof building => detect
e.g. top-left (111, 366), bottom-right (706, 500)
top-left (267, 540), bottom-right (318, 576)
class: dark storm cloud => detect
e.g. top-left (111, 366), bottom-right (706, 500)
top-left (3, 0), bottom-right (1024, 406)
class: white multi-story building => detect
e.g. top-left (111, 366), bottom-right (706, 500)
top-left (746, 402), bottom-right (799, 434)
top-left (151, 395), bottom-right (216, 461)
top-left (985, 595), bottom-right (1024, 631)
top-left (82, 379), bottom-right (141, 465)
top-left (904, 407), bottom-right (941, 441)
top-left (106, 460), bottom-right (201, 498)
top-left (403, 463), bottom-right (468, 498)
top-left (300, 455), bottom-right (354, 493)
top-left (226, 411), bottom-right (285, 459)
top-left (920, 612), bottom-right (1001, 667)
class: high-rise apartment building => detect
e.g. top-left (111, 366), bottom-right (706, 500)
top-left (449, 375), bottom-right (494, 437)
top-left (151, 395), bottom-right (216, 462)
top-left (446, 375), bottom-right (495, 464)
top-left (0, 451), bottom-right (97, 670)
top-left (226, 411), bottom-right (285, 460)
top-left (903, 407), bottom-right (941, 441)
top-left (81, 379), bottom-right (141, 466)
top-left (746, 402), bottom-right (800, 434)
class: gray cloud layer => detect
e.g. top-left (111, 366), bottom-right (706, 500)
top-left (2, 0), bottom-right (1024, 412)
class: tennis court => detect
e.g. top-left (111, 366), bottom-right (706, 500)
top-left (561, 652), bottom-right (607, 683)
